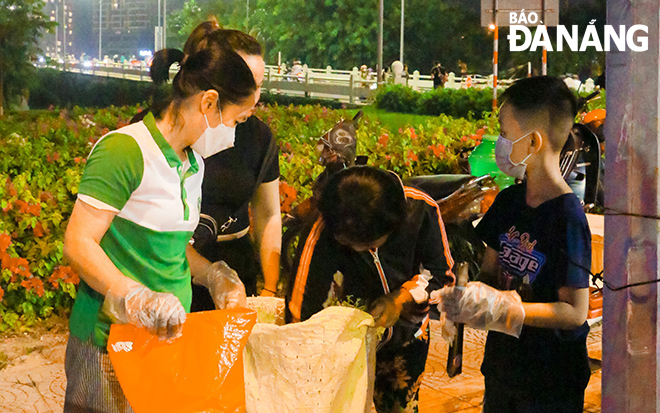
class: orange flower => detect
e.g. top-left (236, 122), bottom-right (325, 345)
top-left (409, 128), bottom-right (417, 140)
top-left (33, 222), bottom-right (45, 237)
top-left (378, 134), bottom-right (389, 146)
top-left (2, 202), bottom-right (12, 212)
top-left (0, 233), bottom-right (11, 252)
top-left (407, 150), bottom-right (418, 162)
top-left (0, 286), bottom-right (4, 302)
top-left (428, 144), bottom-right (446, 157)
top-left (21, 277), bottom-right (44, 297)
top-left (28, 204), bottom-right (41, 216)
top-left (40, 191), bottom-right (54, 203)
top-left (15, 199), bottom-right (28, 213)
top-left (6, 180), bottom-right (17, 197)
top-left (49, 266), bottom-right (79, 287)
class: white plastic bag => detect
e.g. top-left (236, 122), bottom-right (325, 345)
top-left (243, 300), bottom-right (381, 413)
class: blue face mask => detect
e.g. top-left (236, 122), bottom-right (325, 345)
top-left (495, 131), bottom-right (540, 180)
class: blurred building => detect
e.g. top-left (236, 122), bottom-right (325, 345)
top-left (40, 0), bottom-right (75, 60)
top-left (92, 0), bottom-right (152, 59)
top-left (40, 0), bottom-right (186, 60)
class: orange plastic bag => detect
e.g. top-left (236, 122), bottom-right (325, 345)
top-left (107, 309), bottom-right (257, 413)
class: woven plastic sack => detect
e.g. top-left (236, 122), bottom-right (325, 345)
top-left (107, 309), bottom-right (257, 413)
top-left (245, 296), bottom-right (285, 325)
top-left (243, 304), bottom-right (382, 413)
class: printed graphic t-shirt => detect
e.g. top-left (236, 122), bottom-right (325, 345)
top-left (475, 183), bottom-right (592, 396)
top-left (69, 112), bottom-right (204, 348)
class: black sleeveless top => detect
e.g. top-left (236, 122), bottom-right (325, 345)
top-left (200, 116), bottom-right (280, 234)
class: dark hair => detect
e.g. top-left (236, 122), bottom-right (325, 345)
top-left (147, 21), bottom-right (258, 120)
top-left (500, 76), bottom-right (577, 148)
top-left (182, 21), bottom-right (261, 58)
top-left (319, 167), bottom-right (407, 245)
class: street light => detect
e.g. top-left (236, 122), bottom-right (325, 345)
top-left (377, 0), bottom-right (383, 85)
top-left (399, 0), bottom-right (404, 64)
top-left (99, 0), bottom-right (102, 60)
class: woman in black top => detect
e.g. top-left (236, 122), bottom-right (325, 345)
top-left (184, 23), bottom-right (281, 307)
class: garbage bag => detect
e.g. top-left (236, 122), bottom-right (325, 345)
top-left (107, 309), bottom-right (257, 413)
top-left (243, 303), bottom-right (382, 413)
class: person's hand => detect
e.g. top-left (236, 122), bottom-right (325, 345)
top-left (103, 279), bottom-right (186, 341)
top-left (369, 289), bottom-right (412, 328)
top-left (439, 281), bottom-right (525, 338)
top-left (193, 261), bottom-right (247, 309)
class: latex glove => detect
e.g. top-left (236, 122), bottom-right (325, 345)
top-left (369, 289), bottom-right (411, 328)
top-left (430, 262), bottom-right (469, 344)
top-left (439, 281), bottom-right (525, 338)
top-left (193, 261), bottom-right (247, 309)
top-left (103, 278), bottom-right (186, 340)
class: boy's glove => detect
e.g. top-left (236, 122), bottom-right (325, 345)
top-left (192, 261), bottom-right (247, 309)
top-left (434, 281), bottom-right (525, 338)
top-left (103, 278), bottom-right (186, 340)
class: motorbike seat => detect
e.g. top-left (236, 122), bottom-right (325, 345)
top-left (404, 174), bottom-right (474, 200)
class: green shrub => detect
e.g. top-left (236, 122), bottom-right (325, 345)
top-left (0, 106), bottom-right (140, 331)
top-left (29, 69), bottom-right (151, 109)
top-left (376, 85), bottom-right (502, 119)
top-left (259, 93), bottom-right (360, 109)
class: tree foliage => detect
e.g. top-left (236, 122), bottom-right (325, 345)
top-left (0, 0), bottom-right (55, 115)
top-left (167, 0), bottom-right (605, 78)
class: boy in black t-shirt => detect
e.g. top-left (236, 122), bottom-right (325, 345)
top-left (439, 76), bottom-right (591, 412)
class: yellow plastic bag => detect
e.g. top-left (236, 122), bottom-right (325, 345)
top-left (243, 303), bottom-right (381, 413)
top-left (107, 309), bottom-right (257, 413)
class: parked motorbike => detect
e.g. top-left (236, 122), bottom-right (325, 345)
top-left (561, 90), bottom-right (605, 210)
top-left (559, 90), bottom-right (605, 324)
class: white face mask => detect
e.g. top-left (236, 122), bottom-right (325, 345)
top-left (191, 112), bottom-right (236, 158)
top-left (495, 131), bottom-right (540, 180)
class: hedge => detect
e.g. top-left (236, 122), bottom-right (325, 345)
top-left (29, 69), bottom-right (361, 111)
top-left (375, 85), bottom-right (502, 119)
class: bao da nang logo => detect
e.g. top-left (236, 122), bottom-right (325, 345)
top-left (507, 11), bottom-right (648, 52)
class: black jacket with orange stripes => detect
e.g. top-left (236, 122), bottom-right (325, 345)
top-left (285, 186), bottom-right (455, 347)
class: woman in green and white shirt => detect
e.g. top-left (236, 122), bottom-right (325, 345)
top-left (62, 28), bottom-right (262, 413)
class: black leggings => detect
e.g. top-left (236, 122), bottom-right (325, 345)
top-left (483, 378), bottom-right (585, 413)
top-left (191, 235), bottom-right (260, 312)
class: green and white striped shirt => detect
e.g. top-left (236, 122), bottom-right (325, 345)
top-left (69, 112), bottom-right (204, 348)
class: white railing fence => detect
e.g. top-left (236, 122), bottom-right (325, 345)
top-left (35, 60), bottom-right (597, 105)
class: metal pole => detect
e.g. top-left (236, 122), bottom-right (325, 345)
top-left (377, 0), bottom-right (384, 85)
top-left (246, 0), bottom-right (249, 32)
top-left (157, 0), bottom-right (161, 50)
top-left (400, 0), bottom-right (404, 63)
top-left (63, 1), bottom-right (67, 67)
top-left (163, 0), bottom-right (167, 49)
top-left (492, 0), bottom-right (498, 111)
top-left (541, 0), bottom-right (547, 75)
top-left (55, 2), bottom-right (59, 60)
top-left (602, 0), bottom-right (660, 411)
top-left (98, 0), bottom-right (102, 60)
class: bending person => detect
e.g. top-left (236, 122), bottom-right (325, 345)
top-left (62, 26), bottom-right (259, 413)
top-left (286, 166), bottom-right (455, 413)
